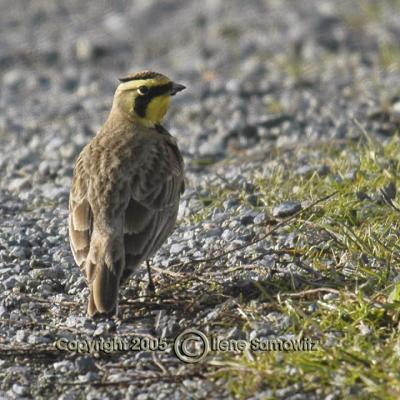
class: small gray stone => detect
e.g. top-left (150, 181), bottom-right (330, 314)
top-left (259, 255), bottom-right (276, 268)
top-left (15, 330), bottom-right (28, 343)
top-left (30, 268), bottom-right (59, 280)
top-left (226, 327), bottom-right (246, 340)
top-left (243, 182), bottom-right (256, 193)
top-left (58, 392), bottom-right (77, 400)
top-left (204, 227), bottom-right (222, 238)
top-left (295, 164), bottom-right (330, 178)
top-left (53, 360), bottom-right (74, 373)
top-left (323, 292), bottom-right (339, 301)
top-left (8, 177), bottom-right (31, 191)
top-left (221, 229), bottom-right (235, 241)
top-left (93, 322), bottom-right (113, 336)
top-left (272, 201), bottom-right (302, 218)
top-left (10, 246), bottom-right (30, 259)
top-left (240, 215), bottom-right (254, 225)
top-left (324, 393), bottom-right (340, 400)
top-left (255, 245), bottom-right (268, 254)
top-left (224, 198), bottom-right (240, 209)
top-left (308, 303), bottom-right (318, 313)
top-left (275, 383), bottom-right (302, 398)
top-left (75, 38), bottom-right (95, 61)
top-left (135, 393), bottom-right (151, 400)
top-left (3, 276), bottom-right (17, 290)
top-left (75, 356), bottom-right (98, 374)
top-left (248, 390), bottom-right (274, 400)
top-left (254, 213), bottom-right (267, 225)
top-left (40, 184), bottom-right (69, 200)
top-left (3, 69), bottom-right (24, 89)
top-left (247, 194), bottom-right (263, 206)
top-left (28, 334), bottom-right (51, 344)
top-left (169, 243), bottom-right (187, 255)
top-left (12, 384), bottom-right (28, 396)
top-left (295, 164), bottom-right (316, 177)
top-left (78, 371), bottom-right (99, 382)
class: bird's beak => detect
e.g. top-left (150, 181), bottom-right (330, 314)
top-left (170, 82), bottom-right (186, 96)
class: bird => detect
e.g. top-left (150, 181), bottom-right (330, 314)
top-left (68, 71), bottom-right (186, 317)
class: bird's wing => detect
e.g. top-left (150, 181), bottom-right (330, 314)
top-left (69, 150), bottom-right (92, 269)
top-left (123, 139), bottom-right (184, 274)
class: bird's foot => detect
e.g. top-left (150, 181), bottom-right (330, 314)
top-left (146, 260), bottom-right (156, 296)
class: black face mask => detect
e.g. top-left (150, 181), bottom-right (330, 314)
top-left (134, 83), bottom-right (173, 118)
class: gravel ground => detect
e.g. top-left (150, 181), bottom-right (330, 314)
top-left (1, 0), bottom-right (400, 399)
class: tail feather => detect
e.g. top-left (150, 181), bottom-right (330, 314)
top-left (91, 262), bottom-right (120, 316)
top-left (86, 234), bottom-right (124, 317)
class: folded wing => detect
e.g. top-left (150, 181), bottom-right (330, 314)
top-left (122, 139), bottom-right (184, 281)
top-left (69, 151), bottom-right (92, 270)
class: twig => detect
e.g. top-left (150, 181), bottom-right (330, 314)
top-left (0, 345), bottom-right (61, 359)
top-left (152, 352), bottom-right (168, 375)
top-left (150, 265), bottom-right (186, 278)
top-left (62, 372), bottom-right (202, 386)
top-left (16, 294), bottom-right (80, 306)
top-left (214, 172), bottom-right (240, 191)
top-left (278, 287), bottom-right (354, 299)
top-left (352, 117), bottom-right (381, 149)
top-left (209, 264), bottom-right (261, 274)
top-left (380, 187), bottom-right (400, 212)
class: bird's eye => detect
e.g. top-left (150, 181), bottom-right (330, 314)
top-left (137, 86), bottom-right (149, 96)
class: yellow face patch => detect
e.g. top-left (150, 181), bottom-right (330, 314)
top-left (114, 76), bottom-right (174, 127)
top-left (145, 95), bottom-right (171, 123)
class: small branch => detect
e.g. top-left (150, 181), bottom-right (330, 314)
top-left (278, 287), bottom-right (353, 299)
top-left (150, 265), bottom-right (186, 278)
top-left (61, 372), bottom-right (203, 387)
top-left (152, 352), bottom-right (168, 375)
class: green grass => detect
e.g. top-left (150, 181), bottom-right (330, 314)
top-left (216, 292), bottom-right (400, 399)
top-left (379, 43), bottom-right (400, 71)
top-left (343, 1), bottom-right (385, 29)
top-left (191, 136), bottom-right (400, 399)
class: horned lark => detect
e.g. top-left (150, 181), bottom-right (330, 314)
top-left (68, 71), bottom-right (186, 317)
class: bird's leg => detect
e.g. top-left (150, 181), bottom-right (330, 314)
top-left (146, 260), bottom-right (155, 294)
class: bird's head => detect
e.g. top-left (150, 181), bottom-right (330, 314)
top-left (113, 71), bottom-right (186, 127)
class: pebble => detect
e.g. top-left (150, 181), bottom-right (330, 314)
top-left (224, 198), bottom-right (241, 209)
top-left (169, 243), bottom-right (187, 255)
top-left (203, 227), bottom-right (223, 238)
top-left (8, 177), bottom-right (31, 192)
top-left (247, 194), bottom-right (263, 206)
top-left (75, 356), bottom-right (98, 374)
top-left (12, 384), bottom-right (29, 396)
top-left (272, 201), bottom-right (302, 218)
top-left (10, 246), bottom-right (30, 259)
top-left (248, 390), bottom-right (274, 400)
top-left (226, 326), bottom-right (246, 340)
top-left (15, 330), bottom-right (28, 343)
top-left (30, 268), bottom-right (59, 280)
top-left (253, 213), bottom-right (267, 225)
top-left (78, 372), bottom-right (99, 382)
top-left (240, 215), bottom-right (254, 225)
top-left (28, 334), bottom-right (52, 344)
top-left (54, 361), bottom-right (74, 373)
top-left (322, 292), bottom-right (339, 301)
top-left (93, 323), bottom-right (110, 337)
top-left (221, 229), bottom-right (235, 241)
top-left (3, 276), bottom-right (18, 290)
top-left (295, 164), bottom-right (330, 178)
